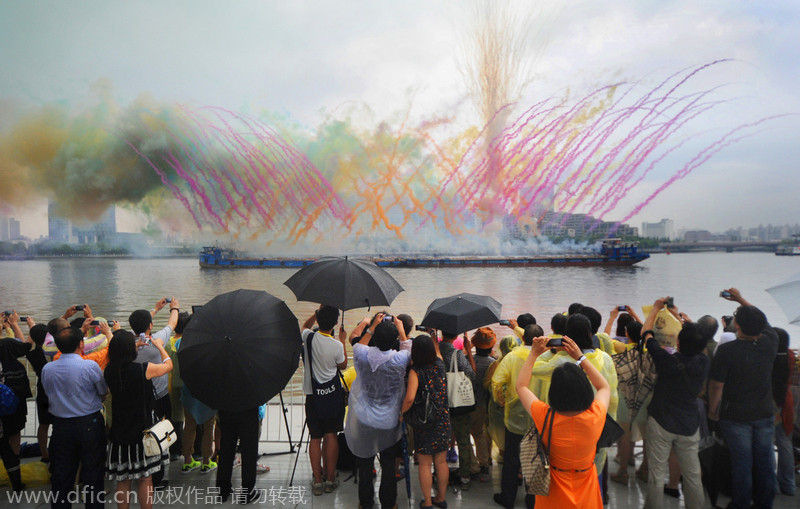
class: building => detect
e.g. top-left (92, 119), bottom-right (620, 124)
top-left (48, 202), bottom-right (117, 244)
top-left (9, 218), bottom-right (21, 240)
top-left (0, 215), bottom-right (8, 241)
top-left (641, 218), bottom-right (674, 240)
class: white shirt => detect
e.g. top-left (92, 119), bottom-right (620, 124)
top-left (301, 329), bottom-right (345, 395)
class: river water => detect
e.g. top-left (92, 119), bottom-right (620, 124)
top-left (1, 251), bottom-right (798, 348)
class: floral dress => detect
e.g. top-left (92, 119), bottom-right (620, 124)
top-left (410, 359), bottom-right (450, 454)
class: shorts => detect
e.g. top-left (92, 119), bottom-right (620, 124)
top-left (36, 391), bottom-right (54, 426)
top-left (305, 399), bottom-right (343, 439)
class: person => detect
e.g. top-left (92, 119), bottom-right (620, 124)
top-left (216, 405), bottom-right (262, 504)
top-left (516, 335), bottom-right (611, 509)
top-left (105, 330), bottom-right (173, 509)
top-left (0, 310), bottom-right (31, 493)
top-left (708, 288), bottom-right (778, 509)
top-left (42, 319), bottom-right (108, 509)
top-left (439, 328), bottom-right (479, 489)
top-left (129, 297), bottom-right (182, 487)
top-left (165, 312), bottom-right (187, 462)
top-left (491, 325), bottom-right (538, 509)
top-left (345, 312), bottom-right (411, 509)
top-left (484, 335), bottom-right (520, 465)
top-left (25, 322), bottom-right (53, 463)
top-left (176, 313), bottom-right (217, 475)
top-left (470, 327), bottom-right (496, 481)
top-left (695, 315), bottom-right (719, 359)
top-left (640, 298), bottom-right (709, 509)
top-left (401, 334), bottom-right (450, 509)
top-left (301, 305), bottom-right (347, 496)
top-left (772, 328), bottom-right (796, 496)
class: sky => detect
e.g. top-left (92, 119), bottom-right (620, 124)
top-left (1, 0), bottom-right (798, 242)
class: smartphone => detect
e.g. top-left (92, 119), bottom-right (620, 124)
top-left (665, 297), bottom-right (674, 308)
top-left (499, 319), bottom-right (511, 326)
top-left (191, 305), bottom-right (202, 314)
top-left (19, 316), bottom-right (29, 322)
top-left (165, 297), bottom-right (172, 303)
top-left (90, 320), bottom-right (101, 326)
top-left (719, 290), bottom-right (731, 298)
top-left (415, 325), bottom-right (429, 332)
top-left (75, 305), bottom-right (85, 311)
top-left (383, 314), bottom-right (394, 322)
top-left (546, 337), bottom-right (563, 347)
top-left (617, 306), bottom-right (627, 311)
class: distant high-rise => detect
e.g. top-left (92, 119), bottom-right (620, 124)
top-left (641, 219), bottom-right (674, 240)
top-left (48, 202), bottom-right (117, 244)
top-left (0, 215), bottom-right (8, 241)
top-left (8, 218), bottom-right (21, 240)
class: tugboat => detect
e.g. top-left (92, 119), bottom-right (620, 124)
top-left (199, 238), bottom-right (650, 268)
top-left (776, 235), bottom-right (800, 256)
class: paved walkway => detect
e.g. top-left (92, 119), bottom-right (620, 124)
top-left (4, 442), bottom-right (797, 508)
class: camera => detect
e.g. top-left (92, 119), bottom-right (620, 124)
top-left (20, 316), bottom-right (29, 322)
top-left (2, 311), bottom-right (10, 316)
top-left (415, 325), bottom-right (429, 332)
top-left (165, 297), bottom-right (172, 303)
top-left (499, 319), bottom-right (511, 326)
top-left (383, 315), bottom-right (394, 322)
top-left (546, 337), bottom-right (563, 347)
top-left (75, 305), bottom-right (85, 311)
top-left (665, 297), bottom-right (674, 308)
top-left (719, 290), bottom-right (731, 298)
top-left (617, 306), bottom-right (627, 311)
top-left (90, 320), bottom-right (101, 326)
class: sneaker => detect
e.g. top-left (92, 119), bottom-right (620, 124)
top-left (200, 460), bottom-right (218, 474)
top-left (324, 479), bottom-right (340, 493)
top-left (256, 463), bottom-right (270, 475)
top-left (182, 460), bottom-right (201, 474)
top-left (459, 476), bottom-right (471, 491)
top-left (312, 482), bottom-right (324, 496)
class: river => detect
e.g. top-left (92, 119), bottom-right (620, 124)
top-left (1, 251), bottom-right (798, 348)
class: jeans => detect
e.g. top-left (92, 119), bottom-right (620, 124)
top-left (719, 418), bottom-right (776, 509)
top-left (498, 429), bottom-right (535, 509)
top-left (49, 412), bottom-right (106, 509)
top-left (217, 407), bottom-right (260, 498)
top-left (644, 417), bottom-right (704, 509)
top-left (774, 423), bottom-right (796, 495)
top-left (356, 441), bottom-right (400, 509)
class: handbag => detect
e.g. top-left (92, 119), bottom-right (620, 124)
top-left (520, 407), bottom-right (554, 496)
top-left (403, 368), bottom-right (436, 430)
top-left (142, 419), bottom-right (177, 457)
top-left (0, 364), bottom-right (20, 417)
top-left (596, 413), bottom-right (625, 449)
top-left (446, 350), bottom-right (475, 408)
top-left (305, 332), bottom-right (345, 417)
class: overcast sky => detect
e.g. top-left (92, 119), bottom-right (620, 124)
top-left (1, 0), bottom-right (798, 238)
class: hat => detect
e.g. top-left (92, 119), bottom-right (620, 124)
top-left (471, 327), bottom-right (497, 349)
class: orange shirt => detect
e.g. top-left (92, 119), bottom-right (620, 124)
top-left (54, 345), bottom-right (109, 370)
top-left (530, 399), bottom-right (606, 509)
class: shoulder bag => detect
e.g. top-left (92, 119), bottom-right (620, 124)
top-left (403, 368), bottom-right (436, 430)
top-left (139, 363), bottom-right (176, 457)
top-left (306, 332), bottom-right (345, 418)
top-left (520, 407), bottom-right (554, 496)
top-left (0, 364), bottom-right (19, 417)
top-left (446, 350), bottom-right (475, 408)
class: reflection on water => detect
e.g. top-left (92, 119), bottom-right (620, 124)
top-left (0, 252), bottom-right (798, 348)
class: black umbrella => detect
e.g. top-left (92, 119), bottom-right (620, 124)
top-left (284, 256), bottom-right (404, 311)
top-left (178, 289), bottom-right (302, 412)
top-left (420, 292), bottom-right (502, 335)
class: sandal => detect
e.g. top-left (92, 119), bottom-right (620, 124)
top-left (610, 471), bottom-right (629, 485)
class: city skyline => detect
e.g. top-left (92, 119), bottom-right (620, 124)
top-left (1, 1), bottom-right (798, 243)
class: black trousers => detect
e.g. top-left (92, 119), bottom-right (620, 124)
top-left (499, 429), bottom-right (535, 509)
top-left (357, 441), bottom-right (400, 509)
top-left (49, 412), bottom-right (106, 509)
top-left (216, 407), bottom-right (259, 497)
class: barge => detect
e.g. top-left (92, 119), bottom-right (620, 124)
top-left (199, 239), bottom-right (650, 268)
